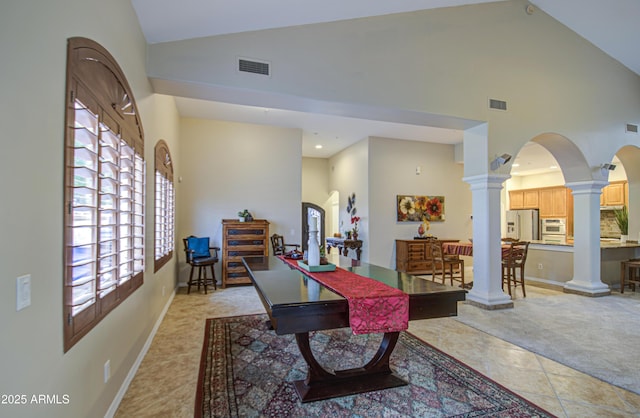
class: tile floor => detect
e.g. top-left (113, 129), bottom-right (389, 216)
top-left (115, 282), bottom-right (640, 418)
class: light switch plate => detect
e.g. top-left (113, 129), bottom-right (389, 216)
top-left (16, 274), bottom-right (31, 311)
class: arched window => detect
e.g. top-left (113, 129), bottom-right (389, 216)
top-left (154, 140), bottom-right (175, 271)
top-left (63, 37), bottom-right (145, 351)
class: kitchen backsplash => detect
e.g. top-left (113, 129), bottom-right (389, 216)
top-left (600, 210), bottom-right (621, 238)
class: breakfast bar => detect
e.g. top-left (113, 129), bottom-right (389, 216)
top-left (525, 240), bottom-right (640, 289)
top-left (243, 254), bottom-right (466, 402)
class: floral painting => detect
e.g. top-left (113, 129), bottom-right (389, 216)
top-left (397, 195), bottom-right (445, 222)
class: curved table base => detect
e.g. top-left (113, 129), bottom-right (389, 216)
top-left (293, 331), bottom-right (407, 403)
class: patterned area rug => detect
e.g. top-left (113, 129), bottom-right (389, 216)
top-left (196, 314), bottom-right (554, 417)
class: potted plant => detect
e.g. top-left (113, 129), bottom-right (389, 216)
top-left (237, 209), bottom-right (251, 222)
top-left (614, 205), bottom-right (628, 242)
top-left (319, 245), bottom-right (328, 265)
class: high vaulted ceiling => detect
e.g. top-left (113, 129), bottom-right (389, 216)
top-left (131, 0), bottom-right (640, 77)
top-left (130, 0), bottom-right (640, 171)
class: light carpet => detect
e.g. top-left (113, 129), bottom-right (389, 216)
top-left (455, 291), bottom-right (640, 395)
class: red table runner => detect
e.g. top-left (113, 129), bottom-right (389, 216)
top-left (278, 256), bottom-right (409, 335)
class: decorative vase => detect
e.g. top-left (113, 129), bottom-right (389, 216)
top-left (307, 279), bottom-right (320, 299)
top-left (307, 216), bottom-right (320, 266)
top-left (239, 217), bottom-right (245, 222)
top-left (352, 231), bottom-right (358, 240)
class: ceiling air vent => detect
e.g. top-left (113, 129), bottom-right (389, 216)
top-left (625, 123), bottom-right (638, 134)
top-left (238, 58), bottom-right (270, 76)
top-left (489, 98), bottom-right (507, 111)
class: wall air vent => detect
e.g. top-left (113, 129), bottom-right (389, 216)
top-left (488, 98), bottom-right (507, 111)
top-left (625, 123), bottom-right (638, 134)
top-left (238, 58), bottom-right (270, 76)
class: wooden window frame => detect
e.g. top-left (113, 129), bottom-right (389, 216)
top-left (63, 37), bottom-right (145, 352)
top-left (154, 140), bottom-right (174, 272)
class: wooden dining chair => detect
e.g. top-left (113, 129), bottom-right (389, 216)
top-left (429, 241), bottom-right (465, 288)
top-left (502, 240), bottom-right (530, 297)
top-left (270, 234), bottom-right (301, 256)
top-left (183, 236), bottom-right (219, 294)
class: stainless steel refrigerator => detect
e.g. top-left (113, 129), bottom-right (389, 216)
top-left (505, 209), bottom-right (539, 241)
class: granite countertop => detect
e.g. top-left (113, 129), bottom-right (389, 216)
top-left (528, 239), bottom-right (640, 249)
top-left (599, 241), bottom-right (640, 249)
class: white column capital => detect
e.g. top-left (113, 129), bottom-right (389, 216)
top-left (565, 180), bottom-right (608, 194)
top-left (463, 173), bottom-right (510, 190)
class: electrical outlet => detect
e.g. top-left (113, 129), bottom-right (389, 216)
top-left (537, 263), bottom-right (543, 270)
top-left (104, 360), bottom-right (111, 383)
top-left (16, 274), bottom-right (31, 311)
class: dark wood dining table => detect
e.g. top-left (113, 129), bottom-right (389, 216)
top-left (243, 254), bottom-right (466, 403)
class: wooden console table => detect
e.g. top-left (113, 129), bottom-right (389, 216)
top-left (326, 237), bottom-right (362, 260)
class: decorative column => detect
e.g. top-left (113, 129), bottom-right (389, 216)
top-left (463, 174), bottom-right (513, 309)
top-left (564, 181), bottom-right (610, 296)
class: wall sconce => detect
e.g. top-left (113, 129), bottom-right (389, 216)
top-left (600, 163), bottom-right (616, 175)
top-left (490, 153), bottom-right (512, 171)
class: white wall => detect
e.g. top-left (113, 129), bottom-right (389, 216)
top-left (329, 139), bottom-right (370, 258)
top-left (302, 157), bottom-right (333, 240)
top-left (508, 171), bottom-right (565, 190)
top-left (326, 137), bottom-right (472, 267)
top-left (177, 118), bottom-right (302, 281)
top-left (368, 137), bottom-right (473, 268)
top-left (0, 1), bottom-right (181, 417)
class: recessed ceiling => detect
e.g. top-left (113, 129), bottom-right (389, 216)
top-left (132, 0), bottom-right (640, 165)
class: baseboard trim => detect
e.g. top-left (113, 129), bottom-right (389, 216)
top-left (104, 288), bottom-right (176, 418)
top-left (524, 276), bottom-right (566, 290)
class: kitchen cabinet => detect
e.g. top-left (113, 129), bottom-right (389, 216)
top-left (566, 188), bottom-right (574, 236)
top-left (509, 191), bottom-right (524, 209)
top-left (623, 182), bottom-right (628, 207)
top-left (539, 187), bottom-right (567, 218)
top-left (601, 181), bottom-right (627, 207)
top-left (509, 189), bottom-right (539, 210)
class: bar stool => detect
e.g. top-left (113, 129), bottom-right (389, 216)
top-left (502, 241), bottom-right (530, 297)
top-left (620, 259), bottom-right (640, 293)
top-left (183, 236), bottom-right (219, 294)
